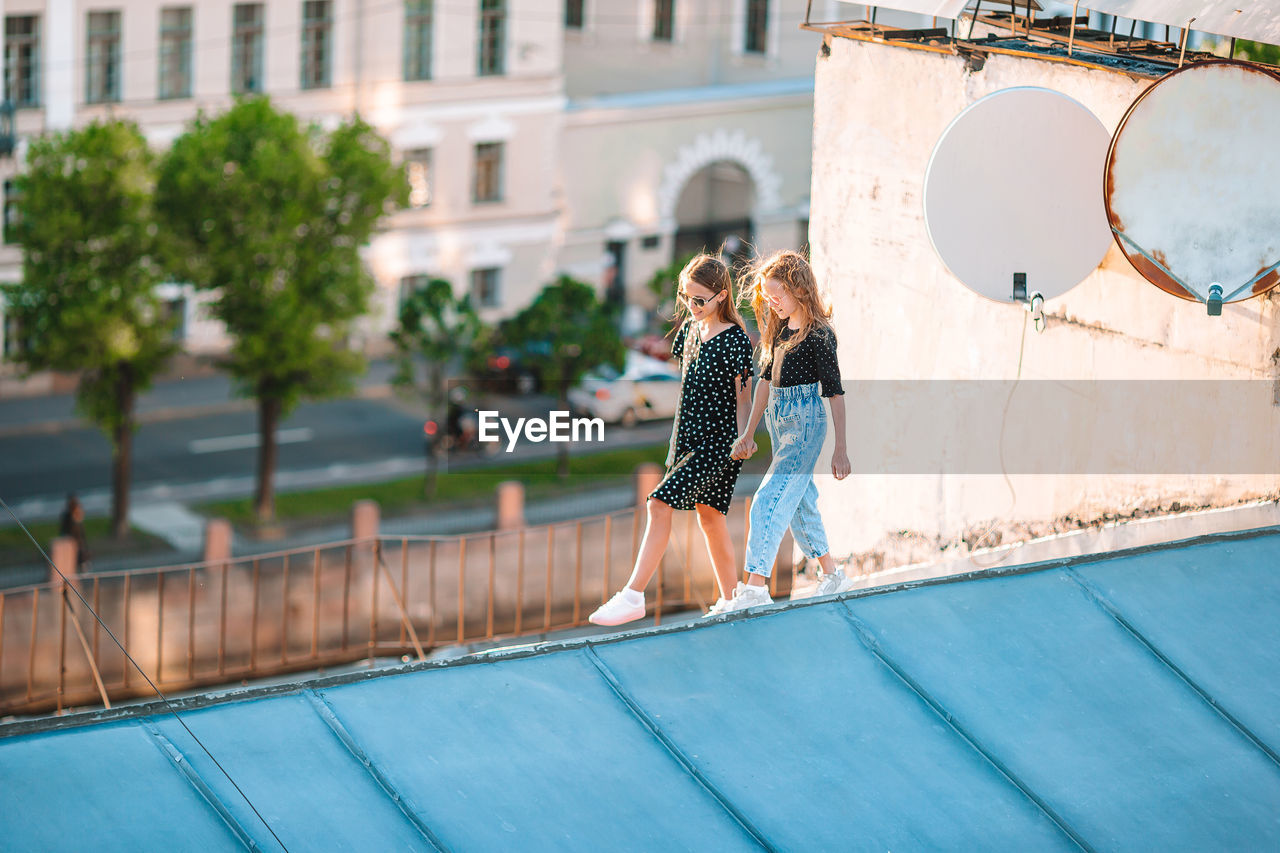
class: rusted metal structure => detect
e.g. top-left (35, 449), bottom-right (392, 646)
top-left (802, 2), bottom-right (1258, 70)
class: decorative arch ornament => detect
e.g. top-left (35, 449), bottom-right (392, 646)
top-left (656, 129), bottom-right (783, 225)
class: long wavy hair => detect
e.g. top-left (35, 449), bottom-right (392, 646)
top-left (669, 253), bottom-right (747, 360)
top-left (745, 250), bottom-right (834, 381)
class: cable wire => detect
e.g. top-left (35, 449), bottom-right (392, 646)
top-left (966, 306), bottom-right (1030, 570)
top-left (0, 494), bottom-right (291, 853)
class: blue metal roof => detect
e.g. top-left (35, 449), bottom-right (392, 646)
top-left (3, 527), bottom-right (1279, 851)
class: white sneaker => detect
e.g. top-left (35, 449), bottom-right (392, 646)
top-left (703, 596), bottom-right (732, 617)
top-left (813, 568), bottom-right (857, 597)
top-left (720, 582), bottom-right (773, 614)
top-left (589, 590), bottom-right (645, 626)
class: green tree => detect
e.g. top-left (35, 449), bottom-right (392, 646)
top-left (390, 278), bottom-right (488, 496)
top-left (503, 276), bottom-right (626, 477)
top-left (3, 120), bottom-right (175, 539)
top-left (156, 98), bottom-right (407, 523)
top-left (1235, 39), bottom-right (1280, 64)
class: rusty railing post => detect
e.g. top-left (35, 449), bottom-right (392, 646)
top-left (311, 549), bottom-right (321, 660)
top-left (514, 528), bottom-right (526, 636)
top-left (218, 563), bottom-right (229, 677)
top-left (487, 533), bottom-right (496, 640)
top-left (457, 536), bottom-right (467, 646)
top-left (573, 522), bottom-right (583, 625)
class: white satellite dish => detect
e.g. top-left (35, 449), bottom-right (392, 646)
top-left (924, 87), bottom-right (1114, 305)
top-left (1105, 60), bottom-right (1280, 315)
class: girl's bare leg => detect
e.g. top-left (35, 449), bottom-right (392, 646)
top-left (695, 503), bottom-right (737, 600)
top-left (624, 498), bottom-right (674, 593)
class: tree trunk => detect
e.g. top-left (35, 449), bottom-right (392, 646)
top-left (424, 442), bottom-right (440, 498)
top-left (110, 365), bottom-right (136, 540)
top-left (255, 396), bottom-right (282, 524)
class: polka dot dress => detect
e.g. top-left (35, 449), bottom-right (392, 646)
top-left (650, 320), bottom-right (755, 515)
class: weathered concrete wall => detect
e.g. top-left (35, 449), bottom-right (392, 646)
top-left (809, 34), bottom-right (1280, 569)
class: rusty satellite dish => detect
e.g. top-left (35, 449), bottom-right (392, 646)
top-left (924, 87), bottom-right (1113, 305)
top-left (1106, 60), bottom-right (1280, 315)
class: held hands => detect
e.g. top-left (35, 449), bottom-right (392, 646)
top-left (731, 433), bottom-right (757, 460)
top-left (832, 448), bottom-right (851, 480)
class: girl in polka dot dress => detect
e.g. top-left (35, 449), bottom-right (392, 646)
top-left (589, 254), bottom-right (755, 626)
top-left (723, 250), bottom-right (853, 613)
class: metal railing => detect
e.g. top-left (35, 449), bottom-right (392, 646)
top-left (0, 497), bottom-right (794, 716)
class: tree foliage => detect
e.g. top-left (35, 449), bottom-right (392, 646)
top-left (390, 278), bottom-right (488, 495)
top-left (3, 120), bottom-right (175, 538)
top-left (155, 98), bottom-right (408, 521)
top-left (503, 277), bottom-right (625, 476)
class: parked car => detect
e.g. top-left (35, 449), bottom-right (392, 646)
top-left (568, 351), bottom-right (682, 426)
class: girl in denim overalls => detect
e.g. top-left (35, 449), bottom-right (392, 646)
top-left (724, 250), bottom-right (852, 613)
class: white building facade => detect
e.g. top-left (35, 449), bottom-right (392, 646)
top-left (0, 0), bottom-right (823, 366)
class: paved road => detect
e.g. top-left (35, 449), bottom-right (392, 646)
top-left (0, 368), bottom-right (674, 523)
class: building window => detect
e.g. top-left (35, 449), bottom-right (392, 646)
top-left (406, 149), bottom-right (433, 208)
top-left (565, 0), bottom-right (584, 29)
top-left (478, 0), bottom-right (505, 77)
top-left (231, 3), bottom-right (264, 94)
top-left (745, 0), bottom-right (768, 54)
top-left (404, 1), bottom-right (433, 81)
top-left (301, 0), bottom-right (332, 90)
top-left (4, 16), bottom-right (40, 108)
top-left (3, 179), bottom-right (21, 244)
top-left (473, 142), bottom-right (504, 203)
top-left (86, 11), bottom-right (122, 104)
top-left (653, 0), bottom-right (674, 41)
top-left (470, 268), bottom-right (501, 308)
top-left (159, 7), bottom-right (193, 99)
top-left (398, 273), bottom-right (429, 307)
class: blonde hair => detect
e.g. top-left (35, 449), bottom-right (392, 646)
top-left (669, 253), bottom-right (747, 355)
top-left (744, 250), bottom-right (834, 381)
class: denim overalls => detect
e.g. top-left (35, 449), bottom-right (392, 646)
top-left (743, 381), bottom-right (829, 577)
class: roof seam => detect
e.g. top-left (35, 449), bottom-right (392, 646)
top-left (139, 721), bottom-right (260, 851)
top-left (302, 689), bottom-right (449, 853)
top-left (1063, 569), bottom-right (1280, 770)
top-left (581, 644), bottom-right (776, 852)
top-left (834, 601), bottom-right (1097, 853)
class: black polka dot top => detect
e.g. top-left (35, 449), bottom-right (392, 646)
top-left (771, 324), bottom-right (844, 397)
top-left (669, 320), bottom-right (755, 453)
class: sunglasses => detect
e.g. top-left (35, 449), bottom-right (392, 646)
top-left (680, 289), bottom-right (722, 309)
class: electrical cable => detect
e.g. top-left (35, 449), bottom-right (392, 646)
top-left (0, 494), bottom-right (291, 853)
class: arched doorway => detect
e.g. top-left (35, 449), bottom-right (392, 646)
top-left (673, 161), bottom-right (755, 267)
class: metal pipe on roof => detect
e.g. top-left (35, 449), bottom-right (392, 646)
top-left (1068, 1), bottom-right (1081, 55)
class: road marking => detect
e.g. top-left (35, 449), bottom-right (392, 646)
top-left (188, 428), bottom-right (314, 455)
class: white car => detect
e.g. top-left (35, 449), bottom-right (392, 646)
top-left (569, 351), bottom-right (683, 426)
